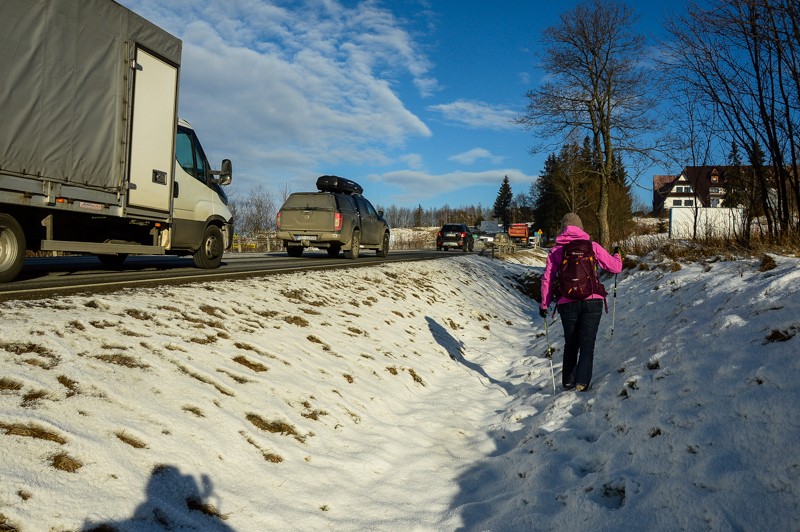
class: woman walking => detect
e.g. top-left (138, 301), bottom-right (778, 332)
top-left (539, 213), bottom-right (622, 392)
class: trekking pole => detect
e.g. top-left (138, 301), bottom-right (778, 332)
top-left (610, 273), bottom-right (618, 339)
top-left (543, 317), bottom-right (556, 395)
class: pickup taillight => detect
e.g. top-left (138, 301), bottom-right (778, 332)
top-left (276, 212), bottom-right (281, 230)
top-left (461, 232), bottom-right (466, 238)
top-left (334, 212), bottom-right (343, 231)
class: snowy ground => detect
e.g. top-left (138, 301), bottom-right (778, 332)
top-left (1, 247), bottom-right (799, 531)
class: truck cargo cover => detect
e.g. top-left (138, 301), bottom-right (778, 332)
top-left (0, 0), bottom-right (181, 191)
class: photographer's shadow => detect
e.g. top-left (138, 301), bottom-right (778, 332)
top-left (84, 464), bottom-right (234, 531)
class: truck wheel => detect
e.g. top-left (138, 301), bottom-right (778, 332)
top-left (0, 214), bottom-right (25, 283)
top-left (343, 231), bottom-right (360, 259)
top-left (376, 232), bottom-right (389, 257)
top-left (193, 225), bottom-right (224, 269)
top-left (287, 246), bottom-right (303, 257)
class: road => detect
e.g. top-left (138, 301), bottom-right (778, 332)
top-left (0, 249), bottom-right (460, 301)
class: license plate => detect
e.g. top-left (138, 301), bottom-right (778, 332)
top-left (446, 233), bottom-right (457, 237)
top-left (296, 235), bottom-right (317, 241)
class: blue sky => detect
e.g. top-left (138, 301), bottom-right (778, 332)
top-left (118, 0), bottom-right (681, 211)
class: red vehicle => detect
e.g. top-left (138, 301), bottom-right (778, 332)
top-left (508, 223), bottom-right (529, 243)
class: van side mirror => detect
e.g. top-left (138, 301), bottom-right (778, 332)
top-left (213, 159), bottom-right (233, 185)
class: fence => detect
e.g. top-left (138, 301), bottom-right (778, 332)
top-left (669, 207), bottom-right (744, 239)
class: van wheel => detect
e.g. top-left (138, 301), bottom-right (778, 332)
top-left (343, 231), bottom-right (360, 259)
top-left (193, 225), bottom-right (224, 269)
top-left (0, 214), bottom-right (25, 283)
top-left (376, 232), bottom-right (389, 257)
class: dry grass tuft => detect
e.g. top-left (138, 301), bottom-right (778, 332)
top-left (51, 452), bottom-right (83, 472)
top-left (0, 377), bottom-right (23, 392)
top-left (758, 254), bottom-right (777, 272)
top-left (115, 431), bottom-right (147, 449)
top-left (182, 405), bottom-right (205, 417)
top-left (125, 309), bottom-right (152, 320)
top-left (21, 389), bottom-right (49, 407)
top-left (285, 315), bottom-right (310, 327)
top-left (246, 414), bottom-right (305, 442)
top-left (0, 422), bottom-right (67, 444)
top-left (94, 353), bottom-right (150, 369)
top-left (407, 368), bottom-right (426, 386)
top-left (186, 496), bottom-right (229, 520)
top-left (0, 512), bottom-right (20, 531)
top-left (175, 365), bottom-right (235, 397)
top-left (233, 355), bottom-right (268, 372)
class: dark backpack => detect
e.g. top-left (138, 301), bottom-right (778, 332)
top-left (557, 239), bottom-right (607, 300)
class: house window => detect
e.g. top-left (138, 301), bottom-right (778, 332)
top-left (685, 199), bottom-right (694, 206)
top-left (711, 175), bottom-right (719, 184)
top-left (673, 200), bottom-right (682, 206)
top-left (674, 185), bottom-right (693, 193)
top-left (710, 187), bottom-right (721, 194)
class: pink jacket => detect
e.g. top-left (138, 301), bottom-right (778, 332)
top-left (539, 225), bottom-right (623, 310)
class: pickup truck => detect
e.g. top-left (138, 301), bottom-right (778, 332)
top-left (276, 176), bottom-right (390, 258)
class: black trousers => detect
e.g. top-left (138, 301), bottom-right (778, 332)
top-left (557, 299), bottom-right (603, 388)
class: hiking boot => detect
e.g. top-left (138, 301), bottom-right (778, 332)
top-left (575, 384), bottom-right (587, 392)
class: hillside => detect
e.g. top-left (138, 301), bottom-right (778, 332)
top-left (1, 248), bottom-right (799, 530)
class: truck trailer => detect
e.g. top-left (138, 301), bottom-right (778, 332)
top-left (0, 0), bottom-right (233, 283)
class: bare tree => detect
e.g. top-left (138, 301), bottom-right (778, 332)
top-left (238, 184), bottom-right (277, 236)
top-left (516, 0), bottom-right (659, 247)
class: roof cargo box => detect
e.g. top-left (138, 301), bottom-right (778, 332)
top-left (316, 175), bottom-right (363, 195)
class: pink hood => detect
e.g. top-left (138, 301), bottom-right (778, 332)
top-left (555, 225), bottom-right (590, 245)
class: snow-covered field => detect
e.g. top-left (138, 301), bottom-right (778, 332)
top-left (1, 247), bottom-right (799, 530)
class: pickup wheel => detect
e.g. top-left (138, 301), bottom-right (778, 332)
top-left (343, 231), bottom-right (360, 259)
top-left (287, 246), bottom-right (304, 257)
top-left (193, 225), bottom-right (224, 269)
top-left (376, 232), bottom-right (389, 257)
top-left (0, 213), bottom-right (25, 283)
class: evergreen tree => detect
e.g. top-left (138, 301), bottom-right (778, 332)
top-left (493, 176), bottom-right (513, 229)
top-left (531, 154), bottom-right (566, 239)
top-left (413, 204), bottom-right (423, 227)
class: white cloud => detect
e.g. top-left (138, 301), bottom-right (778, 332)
top-left (118, 0), bottom-right (436, 190)
top-left (371, 168), bottom-right (536, 204)
top-left (448, 148), bottom-right (505, 165)
top-left (428, 99), bottom-right (518, 130)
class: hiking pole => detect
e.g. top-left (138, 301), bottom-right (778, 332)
top-left (543, 316), bottom-right (556, 395)
top-left (610, 273), bottom-right (618, 339)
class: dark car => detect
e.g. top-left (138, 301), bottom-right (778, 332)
top-left (436, 223), bottom-right (474, 252)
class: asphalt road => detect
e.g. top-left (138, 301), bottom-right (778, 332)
top-left (0, 249), bottom-right (460, 301)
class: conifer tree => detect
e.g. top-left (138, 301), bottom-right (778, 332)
top-left (493, 176), bottom-right (513, 230)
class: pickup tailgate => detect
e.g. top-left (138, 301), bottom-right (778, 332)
top-left (280, 207), bottom-right (336, 232)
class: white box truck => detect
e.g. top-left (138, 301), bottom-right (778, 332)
top-left (0, 0), bottom-right (234, 283)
